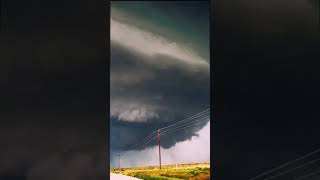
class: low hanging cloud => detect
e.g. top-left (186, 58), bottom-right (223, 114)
top-left (111, 121), bottom-right (210, 168)
top-left (110, 99), bottom-right (160, 123)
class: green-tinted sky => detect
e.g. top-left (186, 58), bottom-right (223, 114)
top-left (111, 1), bottom-right (209, 61)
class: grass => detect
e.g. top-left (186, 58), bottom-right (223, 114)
top-left (111, 162), bottom-right (210, 180)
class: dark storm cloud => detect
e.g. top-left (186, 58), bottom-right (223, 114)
top-left (110, 2), bottom-right (210, 167)
top-left (110, 42), bottom-right (209, 151)
top-left (111, 1), bottom-right (209, 59)
top-left (0, 0), bottom-right (107, 179)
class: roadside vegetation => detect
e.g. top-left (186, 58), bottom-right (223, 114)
top-left (111, 162), bottom-right (210, 180)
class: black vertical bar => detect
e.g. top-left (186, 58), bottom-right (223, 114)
top-left (105, 0), bottom-right (110, 177)
top-left (0, 0), bottom-right (7, 32)
top-left (318, 0), bottom-right (320, 31)
top-left (0, 0), bottom-right (3, 32)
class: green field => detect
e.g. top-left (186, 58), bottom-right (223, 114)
top-left (111, 162), bottom-right (210, 180)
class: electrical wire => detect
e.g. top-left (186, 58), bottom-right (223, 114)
top-left (159, 109), bottom-right (209, 131)
top-left (295, 168), bottom-right (320, 180)
top-left (161, 118), bottom-right (210, 136)
top-left (264, 157), bottom-right (320, 180)
top-left (160, 116), bottom-right (210, 135)
top-left (249, 148), bottom-right (320, 180)
top-left (126, 108), bottom-right (210, 150)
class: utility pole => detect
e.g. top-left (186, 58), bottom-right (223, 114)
top-left (157, 129), bottom-right (162, 169)
top-left (118, 154), bottom-right (121, 170)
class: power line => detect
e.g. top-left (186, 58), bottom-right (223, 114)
top-left (249, 147), bottom-right (320, 180)
top-left (160, 113), bottom-right (209, 133)
top-left (140, 135), bottom-right (157, 148)
top-left (156, 110), bottom-right (209, 170)
top-left (295, 168), bottom-right (320, 180)
top-left (159, 109), bottom-right (209, 131)
top-left (161, 118), bottom-right (209, 136)
top-left (129, 109), bottom-right (210, 150)
top-left (121, 108), bottom-right (210, 169)
top-left (129, 130), bottom-right (157, 149)
top-left (140, 130), bottom-right (156, 145)
top-left (264, 157), bottom-right (320, 180)
top-left (161, 118), bottom-right (209, 137)
top-left (160, 117), bottom-right (209, 137)
top-left (160, 115), bottom-right (209, 135)
top-left (139, 115), bottom-right (209, 148)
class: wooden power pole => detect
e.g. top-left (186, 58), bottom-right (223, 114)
top-left (157, 129), bottom-right (162, 169)
top-left (118, 154), bottom-right (121, 170)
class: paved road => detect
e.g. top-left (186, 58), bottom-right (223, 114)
top-left (110, 173), bottom-right (141, 180)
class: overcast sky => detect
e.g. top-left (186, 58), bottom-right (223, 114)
top-left (110, 1), bottom-right (210, 168)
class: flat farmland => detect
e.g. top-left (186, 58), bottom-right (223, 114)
top-left (111, 162), bottom-right (210, 180)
